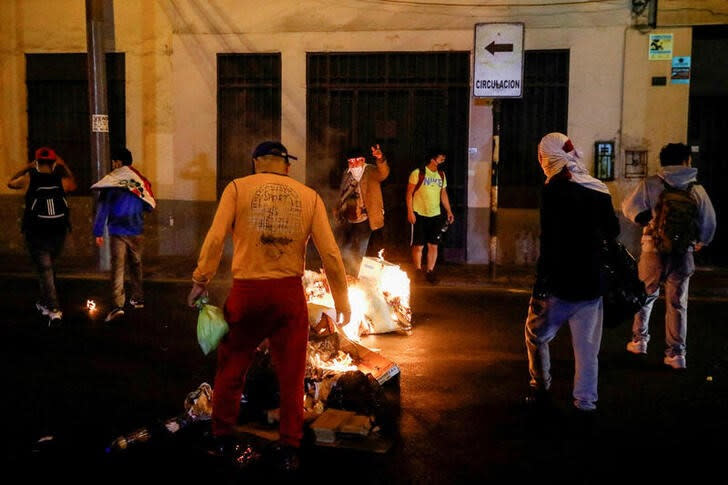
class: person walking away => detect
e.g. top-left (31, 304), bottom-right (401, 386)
top-left (187, 141), bottom-right (350, 472)
top-left (7, 147), bottom-right (76, 327)
top-left (622, 142), bottom-right (716, 369)
top-left (405, 148), bottom-right (454, 284)
top-left (91, 147), bottom-right (156, 322)
top-left (334, 144), bottom-right (390, 276)
top-left (524, 133), bottom-right (619, 412)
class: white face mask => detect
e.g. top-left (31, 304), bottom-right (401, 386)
top-left (349, 165), bottom-right (365, 181)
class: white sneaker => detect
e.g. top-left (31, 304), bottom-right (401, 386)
top-left (105, 307), bottom-right (125, 322)
top-left (626, 340), bottom-right (648, 355)
top-left (36, 302), bottom-right (50, 316)
top-left (48, 309), bottom-right (63, 328)
top-left (664, 354), bottom-right (686, 369)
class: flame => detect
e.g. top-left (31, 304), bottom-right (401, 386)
top-left (311, 350), bottom-right (358, 373)
top-left (86, 299), bottom-right (97, 313)
top-left (341, 286), bottom-right (368, 341)
top-left (379, 266), bottom-right (410, 307)
top-left (378, 248), bottom-right (384, 260)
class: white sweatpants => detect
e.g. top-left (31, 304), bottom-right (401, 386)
top-left (525, 296), bottom-right (603, 410)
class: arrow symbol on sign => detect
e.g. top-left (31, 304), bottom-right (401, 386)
top-left (485, 41), bottom-right (514, 55)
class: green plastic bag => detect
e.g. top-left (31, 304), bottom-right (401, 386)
top-left (195, 296), bottom-right (229, 355)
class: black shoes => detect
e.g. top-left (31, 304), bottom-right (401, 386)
top-left (207, 435), bottom-right (264, 470)
top-left (207, 436), bottom-right (300, 473)
top-left (425, 270), bottom-right (439, 285)
top-left (267, 441), bottom-right (301, 473)
top-left (524, 387), bottom-right (552, 408)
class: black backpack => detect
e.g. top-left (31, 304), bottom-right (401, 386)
top-left (23, 168), bottom-right (70, 231)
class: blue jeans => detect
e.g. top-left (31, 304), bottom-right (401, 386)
top-left (26, 230), bottom-right (66, 310)
top-left (631, 244), bottom-right (694, 357)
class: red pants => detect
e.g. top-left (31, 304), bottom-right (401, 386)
top-left (213, 277), bottom-right (309, 447)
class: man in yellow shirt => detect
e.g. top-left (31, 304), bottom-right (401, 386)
top-left (188, 141), bottom-right (350, 472)
top-left (405, 149), bottom-right (455, 284)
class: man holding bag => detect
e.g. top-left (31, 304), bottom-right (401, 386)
top-left (524, 133), bottom-right (620, 412)
top-left (188, 141), bottom-right (350, 472)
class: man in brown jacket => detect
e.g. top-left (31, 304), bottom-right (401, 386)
top-left (188, 141), bottom-right (350, 472)
top-left (334, 144), bottom-right (390, 275)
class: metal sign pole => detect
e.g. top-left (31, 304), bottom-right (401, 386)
top-left (473, 22), bottom-right (523, 279)
top-left (489, 99), bottom-right (500, 279)
top-left (86, 0), bottom-right (111, 271)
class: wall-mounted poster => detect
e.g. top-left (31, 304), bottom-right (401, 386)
top-left (671, 56), bottom-right (691, 84)
top-left (649, 33), bottom-right (673, 60)
top-left (625, 150), bottom-right (648, 178)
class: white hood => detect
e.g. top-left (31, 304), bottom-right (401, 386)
top-left (658, 165), bottom-right (698, 189)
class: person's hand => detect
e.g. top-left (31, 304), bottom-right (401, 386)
top-left (187, 283), bottom-right (207, 307)
top-left (695, 242), bottom-right (705, 252)
top-left (338, 309), bottom-right (352, 327)
top-left (95, 236), bottom-right (104, 247)
top-left (407, 211), bottom-right (416, 224)
top-left (446, 211), bottom-right (454, 224)
top-left (371, 144), bottom-right (384, 160)
top-left (54, 156), bottom-right (66, 167)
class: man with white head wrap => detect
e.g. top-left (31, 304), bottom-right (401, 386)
top-left (525, 132), bottom-right (620, 412)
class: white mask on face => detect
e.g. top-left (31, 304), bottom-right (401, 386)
top-left (349, 165), bottom-right (365, 181)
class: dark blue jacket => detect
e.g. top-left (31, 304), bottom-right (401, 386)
top-left (93, 188), bottom-right (149, 237)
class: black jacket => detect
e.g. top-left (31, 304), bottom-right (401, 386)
top-left (533, 177), bottom-right (620, 301)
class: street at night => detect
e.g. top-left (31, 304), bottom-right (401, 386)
top-left (3, 1), bottom-right (728, 483)
top-left (3, 271), bottom-right (727, 483)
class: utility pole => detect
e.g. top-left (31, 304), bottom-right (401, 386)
top-left (489, 99), bottom-right (500, 279)
top-left (86, 0), bottom-right (111, 270)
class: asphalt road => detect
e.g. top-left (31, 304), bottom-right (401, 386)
top-left (2, 277), bottom-right (727, 484)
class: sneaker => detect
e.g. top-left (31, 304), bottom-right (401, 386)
top-left (626, 340), bottom-right (648, 355)
top-left (48, 309), bottom-right (63, 328)
top-left (207, 436), bottom-right (264, 470)
top-left (129, 298), bottom-right (145, 309)
top-left (267, 442), bottom-right (300, 474)
top-left (425, 270), bottom-right (439, 285)
top-left (105, 307), bottom-right (125, 322)
top-left (573, 399), bottom-right (597, 412)
top-left (524, 387), bottom-right (551, 408)
top-left (664, 354), bottom-right (687, 369)
top-left (36, 302), bottom-right (50, 316)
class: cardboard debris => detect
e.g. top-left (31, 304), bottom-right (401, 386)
top-left (311, 409), bottom-right (356, 444)
top-left (310, 409), bottom-right (372, 444)
top-left (337, 334), bottom-right (400, 385)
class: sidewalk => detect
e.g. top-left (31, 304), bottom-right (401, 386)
top-left (2, 253), bottom-right (727, 298)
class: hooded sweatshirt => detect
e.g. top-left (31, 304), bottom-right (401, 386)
top-left (622, 165), bottom-right (716, 250)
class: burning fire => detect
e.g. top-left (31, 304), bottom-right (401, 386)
top-left (304, 250), bottom-right (411, 340)
top-left (310, 350), bottom-right (358, 374)
top-left (340, 286), bottom-right (370, 341)
top-left (86, 299), bottom-right (97, 313)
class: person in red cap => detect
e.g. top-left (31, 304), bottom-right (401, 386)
top-left (188, 141), bottom-right (350, 472)
top-left (7, 147), bottom-right (77, 327)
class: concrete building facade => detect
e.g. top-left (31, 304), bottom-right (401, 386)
top-left (1, 0), bottom-right (726, 266)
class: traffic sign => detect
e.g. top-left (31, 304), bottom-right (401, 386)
top-left (473, 23), bottom-right (524, 98)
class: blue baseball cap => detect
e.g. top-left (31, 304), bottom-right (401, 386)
top-left (252, 141), bottom-right (298, 162)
